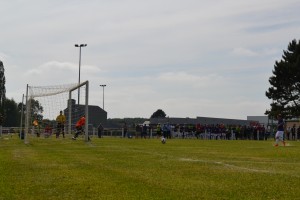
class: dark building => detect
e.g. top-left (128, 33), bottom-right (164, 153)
top-left (64, 99), bottom-right (107, 128)
top-left (150, 116), bottom-right (254, 126)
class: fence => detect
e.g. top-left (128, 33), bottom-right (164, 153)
top-left (0, 126), bottom-right (280, 141)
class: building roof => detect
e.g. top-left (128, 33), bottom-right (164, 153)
top-left (150, 116), bottom-right (254, 126)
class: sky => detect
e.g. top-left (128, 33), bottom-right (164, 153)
top-left (1, 0), bottom-right (300, 119)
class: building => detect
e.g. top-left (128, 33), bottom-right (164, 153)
top-left (247, 116), bottom-right (274, 127)
top-left (150, 116), bottom-right (255, 126)
top-left (64, 99), bottom-right (107, 128)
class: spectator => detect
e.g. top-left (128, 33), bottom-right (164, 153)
top-left (156, 123), bottom-right (162, 138)
top-left (286, 126), bottom-right (291, 140)
top-left (142, 124), bottom-right (147, 139)
top-left (33, 118), bottom-right (40, 137)
top-left (195, 123), bottom-right (201, 139)
top-left (123, 123), bottom-right (128, 138)
top-left (166, 123), bottom-right (171, 139)
top-left (162, 124), bottom-right (168, 139)
top-left (265, 125), bottom-right (271, 140)
top-left (135, 124), bottom-right (141, 138)
top-left (97, 123), bottom-right (103, 138)
top-left (291, 124), bottom-right (296, 141)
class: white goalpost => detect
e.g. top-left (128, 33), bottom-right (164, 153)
top-left (24, 81), bottom-right (89, 143)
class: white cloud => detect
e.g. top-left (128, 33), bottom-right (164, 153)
top-left (25, 61), bottom-right (75, 75)
top-left (25, 61), bottom-right (101, 77)
top-left (232, 48), bottom-right (258, 57)
top-left (157, 71), bottom-right (228, 90)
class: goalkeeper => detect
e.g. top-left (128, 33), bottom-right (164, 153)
top-left (56, 111), bottom-right (66, 138)
top-left (72, 115), bottom-right (86, 140)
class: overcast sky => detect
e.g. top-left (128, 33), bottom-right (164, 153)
top-left (1, 0), bottom-right (300, 119)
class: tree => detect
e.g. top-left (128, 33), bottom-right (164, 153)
top-left (0, 61), bottom-right (6, 111)
top-left (265, 39), bottom-right (300, 119)
top-left (28, 99), bottom-right (44, 121)
top-left (18, 99), bottom-right (44, 123)
top-left (31, 99), bottom-right (43, 119)
top-left (150, 109), bottom-right (167, 118)
top-left (2, 98), bottom-right (20, 127)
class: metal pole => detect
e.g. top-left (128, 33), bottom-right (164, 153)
top-left (75, 44), bottom-right (87, 105)
top-left (85, 81), bottom-right (89, 142)
top-left (78, 46), bottom-right (81, 105)
top-left (25, 84), bottom-right (29, 144)
top-left (68, 91), bottom-right (72, 135)
top-left (102, 86), bottom-right (104, 110)
top-left (19, 94), bottom-right (24, 139)
top-left (100, 85), bottom-right (106, 110)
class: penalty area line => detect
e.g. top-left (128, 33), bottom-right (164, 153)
top-left (179, 158), bottom-right (274, 174)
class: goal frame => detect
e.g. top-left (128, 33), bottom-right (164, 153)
top-left (24, 81), bottom-right (89, 143)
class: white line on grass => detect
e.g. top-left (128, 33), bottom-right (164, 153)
top-left (179, 158), bottom-right (275, 174)
top-left (180, 158), bottom-right (300, 178)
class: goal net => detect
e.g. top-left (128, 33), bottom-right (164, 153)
top-left (24, 81), bottom-right (89, 143)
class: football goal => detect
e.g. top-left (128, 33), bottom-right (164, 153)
top-left (24, 81), bottom-right (89, 143)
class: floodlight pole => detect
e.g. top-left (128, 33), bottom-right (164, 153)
top-left (75, 44), bottom-right (87, 105)
top-left (100, 84), bottom-right (106, 110)
top-left (85, 81), bottom-right (89, 142)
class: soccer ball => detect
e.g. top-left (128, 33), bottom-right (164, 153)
top-left (161, 137), bottom-right (166, 144)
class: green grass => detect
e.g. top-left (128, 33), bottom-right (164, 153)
top-left (0, 135), bottom-right (300, 200)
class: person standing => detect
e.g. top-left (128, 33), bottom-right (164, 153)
top-left (123, 123), bottom-right (128, 138)
top-left (33, 118), bottom-right (40, 137)
top-left (72, 115), bottom-right (86, 140)
top-left (274, 114), bottom-right (285, 147)
top-left (142, 124), bottom-right (147, 139)
top-left (56, 110), bottom-right (66, 138)
top-left (291, 124), bottom-right (296, 141)
top-left (195, 123), bottom-right (201, 139)
top-left (162, 124), bottom-right (168, 139)
top-left (265, 125), bottom-right (271, 140)
top-left (135, 124), bottom-right (140, 138)
top-left (166, 123), bottom-right (171, 139)
top-left (156, 123), bottom-right (162, 138)
top-left (97, 123), bottom-right (104, 138)
top-left (286, 126), bottom-right (291, 140)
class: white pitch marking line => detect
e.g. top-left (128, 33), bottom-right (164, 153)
top-left (179, 158), bottom-right (273, 173)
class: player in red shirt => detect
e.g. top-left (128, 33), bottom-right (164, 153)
top-left (72, 115), bottom-right (86, 140)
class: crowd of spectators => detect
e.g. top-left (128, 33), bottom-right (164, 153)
top-left (133, 123), bottom-right (276, 140)
top-left (169, 123), bottom-right (271, 140)
top-left (286, 124), bottom-right (300, 141)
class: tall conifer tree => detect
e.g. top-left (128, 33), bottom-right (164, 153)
top-left (266, 39), bottom-right (300, 118)
top-left (0, 61), bottom-right (6, 111)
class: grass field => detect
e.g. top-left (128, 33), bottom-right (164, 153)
top-left (0, 135), bottom-right (300, 200)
